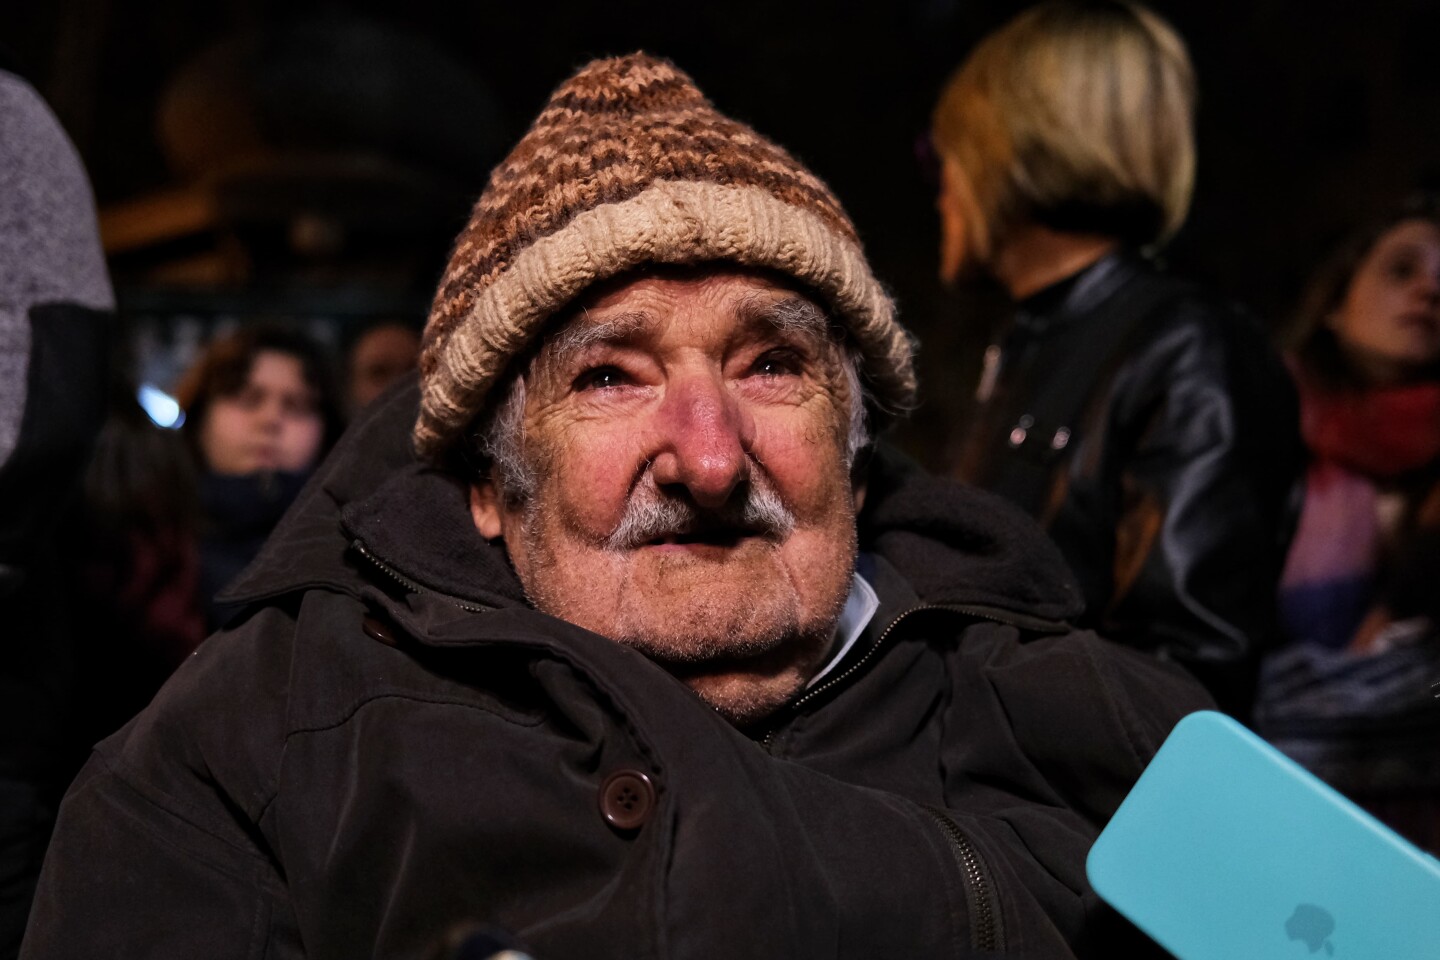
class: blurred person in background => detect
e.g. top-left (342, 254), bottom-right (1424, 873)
top-left (347, 321), bottom-right (421, 416)
top-left (176, 325), bottom-right (342, 628)
top-left (931, 0), bottom-right (1301, 718)
top-left (0, 64), bottom-right (111, 959)
top-left (61, 378), bottom-right (204, 767)
top-left (1258, 198), bottom-right (1440, 851)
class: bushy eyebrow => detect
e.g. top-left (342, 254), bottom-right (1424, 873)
top-left (544, 310), bottom-right (654, 367)
top-left (735, 295), bottom-right (834, 343)
top-left (541, 293), bottom-right (833, 371)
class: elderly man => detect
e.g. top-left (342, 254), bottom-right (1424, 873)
top-left (24, 55), bottom-right (1206, 959)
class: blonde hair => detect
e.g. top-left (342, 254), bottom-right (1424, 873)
top-left (932, 0), bottom-right (1196, 259)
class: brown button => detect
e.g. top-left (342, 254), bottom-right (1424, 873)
top-left (362, 615), bottom-right (399, 647)
top-left (599, 770), bottom-right (655, 831)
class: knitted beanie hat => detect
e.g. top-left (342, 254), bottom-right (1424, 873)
top-left (415, 52), bottom-right (916, 458)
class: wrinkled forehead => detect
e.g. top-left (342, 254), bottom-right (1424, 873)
top-left (533, 265), bottom-right (840, 367)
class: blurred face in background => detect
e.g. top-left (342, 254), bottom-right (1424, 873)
top-left (200, 350), bottom-right (325, 475)
top-left (348, 323), bottom-right (421, 413)
top-left (1331, 219), bottom-right (1440, 386)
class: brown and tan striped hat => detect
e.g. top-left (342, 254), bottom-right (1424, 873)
top-left (414, 52), bottom-right (916, 459)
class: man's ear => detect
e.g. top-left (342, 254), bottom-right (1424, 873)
top-left (852, 478), bottom-right (867, 514)
top-left (469, 479), bottom-right (505, 540)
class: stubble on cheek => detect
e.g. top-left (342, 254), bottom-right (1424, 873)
top-left (511, 485), bottom-right (631, 635)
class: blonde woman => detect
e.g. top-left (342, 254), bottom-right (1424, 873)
top-left (934, 0), bottom-right (1301, 717)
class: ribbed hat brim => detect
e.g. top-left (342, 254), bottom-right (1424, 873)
top-left (415, 53), bottom-right (916, 459)
top-left (415, 178), bottom-right (913, 457)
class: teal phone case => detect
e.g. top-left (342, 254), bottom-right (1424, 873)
top-left (1087, 710), bottom-right (1440, 959)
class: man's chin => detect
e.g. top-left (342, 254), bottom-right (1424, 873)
top-left (680, 666), bottom-right (809, 727)
top-left (606, 579), bottom-right (841, 726)
top-left (644, 635), bottom-right (826, 727)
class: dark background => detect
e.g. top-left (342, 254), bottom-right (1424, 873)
top-left (5, 0), bottom-right (1440, 462)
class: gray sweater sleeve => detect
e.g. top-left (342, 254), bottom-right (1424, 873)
top-left (0, 69), bottom-right (113, 471)
top-left (0, 71), bottom-right (112, 590)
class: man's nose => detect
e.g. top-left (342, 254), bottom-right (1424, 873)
top-left (649, 375), bottom-right (752, 509)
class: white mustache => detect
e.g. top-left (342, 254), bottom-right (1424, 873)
top-left (602, 477), bottom-right (796, 550)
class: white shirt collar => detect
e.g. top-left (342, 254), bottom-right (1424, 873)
top-left (805, 573), bottom-right (880, 689)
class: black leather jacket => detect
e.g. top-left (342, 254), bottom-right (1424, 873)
top-left (954, 251), bottom-right (1303, 716)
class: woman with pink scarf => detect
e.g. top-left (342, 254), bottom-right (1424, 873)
top-left (1260, 197), bottom-right (1440, 852)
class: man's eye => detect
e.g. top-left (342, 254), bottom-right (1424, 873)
top-left (574, 366), bottom-right (629, 391)
top-left (749, 350), bottom-right (802, 378)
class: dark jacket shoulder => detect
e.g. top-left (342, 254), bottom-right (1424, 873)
top-left (959, 252), bottom-right (1301, 717)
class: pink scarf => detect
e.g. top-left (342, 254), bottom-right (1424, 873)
top-left (1301, 378), bottom-right (1440, 479)
top-left (1280, 373), bottom-right (1440, 648)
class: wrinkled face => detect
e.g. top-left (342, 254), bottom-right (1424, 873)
top-left (470, 268), bottom-right (862, 726)
top-left (200, 350), bottom-right (325, 475)
top-left (1331, 219), bottom-right (1440, 385)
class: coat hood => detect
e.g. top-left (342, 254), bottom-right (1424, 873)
top-left (224, 375), bottom-right (1084, 623)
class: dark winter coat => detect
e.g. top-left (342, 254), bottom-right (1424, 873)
top-left (24, 380), bottom-right (1211, 959)
top-left (953, 251), bottom-right (1303, 718)
top-left (197, 467), bottom-right (311, 631)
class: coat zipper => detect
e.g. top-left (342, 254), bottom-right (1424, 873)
top-left (921, 804), bottom-right (1005, 953)
top-left (350, 538), bottom-right (492, 614)
top-left (761, 602), bottom-right (1068, 747)
top-left (762, 602), bottom-right (1059, 950)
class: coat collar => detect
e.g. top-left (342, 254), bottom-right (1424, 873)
top-left (1012, 249), bottom-right (1153, 338)
top-left (220, 376), bottom-right (527, 613)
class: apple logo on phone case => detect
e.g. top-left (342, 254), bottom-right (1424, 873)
top-left (1285, 903), bottom-right (1336, 955)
